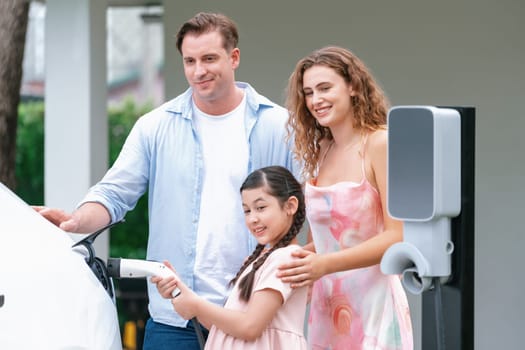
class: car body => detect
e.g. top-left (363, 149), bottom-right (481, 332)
top-left (0, 182), bottom-right (121, 349)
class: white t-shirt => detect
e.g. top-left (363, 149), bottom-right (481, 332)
top-left (192, 93), bottom-right (250, 305)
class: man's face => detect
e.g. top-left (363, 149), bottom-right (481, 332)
top-left (181, 30), bottom-right (240, 107)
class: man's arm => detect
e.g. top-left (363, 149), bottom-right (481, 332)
top-left (35, 201), bottom-right (111, 233)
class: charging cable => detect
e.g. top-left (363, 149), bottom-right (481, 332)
top-left (191, 318), bottom-right (206, 350)
top-left (432, 277), bottom-right (446, 350)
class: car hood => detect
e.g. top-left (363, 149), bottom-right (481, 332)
top-left (0, 182), bottom-right (121, 350)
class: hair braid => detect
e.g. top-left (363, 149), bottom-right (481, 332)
top-left (236, 169), bottom-right (306, 301)
top-left (229, 244), bottom-right (265, 288)
top-left (232, 166), bottom-right (306, 302)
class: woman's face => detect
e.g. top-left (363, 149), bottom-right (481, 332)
top-left (302, 65), bottom-right (355, 128)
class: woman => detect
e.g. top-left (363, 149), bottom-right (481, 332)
top-left (278, 46), bottom-right (413, 349)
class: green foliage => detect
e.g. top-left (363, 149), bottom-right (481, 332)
top-left (16, 101), bottom-right (45, 205)
top-left (15, 98), bottom-right (153, 259)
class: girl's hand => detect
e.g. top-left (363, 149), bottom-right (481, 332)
top-left (150, 261), bottom-right (202, 320)
top-left (170, 281), bottom-right (202, 320)
top-left (151, 261), bottom-right (180, 299)
top-left (276, 248), bottom-right (323, 288)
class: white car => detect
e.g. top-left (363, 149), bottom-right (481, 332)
top-left (0, 182), bottom-right (121, 350)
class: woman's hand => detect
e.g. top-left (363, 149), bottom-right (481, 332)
top-left (276, 248), bottom-right (323, 288)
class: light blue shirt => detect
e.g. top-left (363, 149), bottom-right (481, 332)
top-left (81, 82), bottom-right (298, 327)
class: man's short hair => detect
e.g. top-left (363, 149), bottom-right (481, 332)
top-left (175, 12), bottom-right (239, 54)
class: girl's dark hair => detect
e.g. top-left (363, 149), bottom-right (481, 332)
top-left (230, 166), bottom-right (306, 302)
top-left (175, 12), bottom-right (239, 54)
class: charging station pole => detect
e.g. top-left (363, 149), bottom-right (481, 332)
top-left (422, 106), bottom-right (475, 350)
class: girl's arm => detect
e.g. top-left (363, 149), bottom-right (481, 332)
top-left (153, 261), bottom-right (285, 341)
top-left (179, 287), bottom-right (283, 341)
top-left (278, 130), bottom-right (403, 287)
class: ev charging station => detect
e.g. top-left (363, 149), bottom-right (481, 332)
top-left (381, 106), bottom-right (475, 350)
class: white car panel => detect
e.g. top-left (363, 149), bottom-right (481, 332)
top-left (0, 183), bottom-right (122, 350)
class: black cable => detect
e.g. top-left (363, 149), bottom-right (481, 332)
top-left (191, 317), bottom-right (206, 350)
top-left (433, 277), bottom-right (446, 350)
top-left (78, 220), bottom-right (205, 347)
top-left (72, 220), bottom-right (125, 299)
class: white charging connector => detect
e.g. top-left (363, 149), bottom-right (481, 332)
top-left (107, 258), bottom-right (181, 297)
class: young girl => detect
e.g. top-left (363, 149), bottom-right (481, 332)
top-left (154, 165), bottom-right (308, 349)
top-left (277, 46), bottom-right (413, 349)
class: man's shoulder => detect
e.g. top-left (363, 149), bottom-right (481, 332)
top-left (138, 89), bottom-right (192, 123)
top-left (240, 82), bottom-right (286, 112)
top-left (163, 88), bottom-right (193, 115)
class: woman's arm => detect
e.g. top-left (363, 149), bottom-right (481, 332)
top-left (276, 228), bottom-right (316, 287)
top-left (277, 130), bottom-right (403, 287)
top-left (315, 130), bottom-right (402, 270)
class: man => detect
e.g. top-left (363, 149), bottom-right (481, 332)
top-left (37, 12), bottom-right (297, 350)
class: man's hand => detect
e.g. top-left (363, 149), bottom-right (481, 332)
top-left (33, 206), bottom-right (79, 232)
top-left (33, 202), bottom-right (111, 233)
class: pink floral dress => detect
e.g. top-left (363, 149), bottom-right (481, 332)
top-left (305, 157), bottom-right (413, 349)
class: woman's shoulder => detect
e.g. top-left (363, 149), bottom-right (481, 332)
top-left (364, 128), bottom-right (387, 157)
top-left (367, 128), bottom-right (387, 146)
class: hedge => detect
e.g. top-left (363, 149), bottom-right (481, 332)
top-left (15, 99), bottom-right (153, 259)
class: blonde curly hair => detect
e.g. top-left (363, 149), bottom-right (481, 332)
top-left (286, 46), bottom-right (390, 180)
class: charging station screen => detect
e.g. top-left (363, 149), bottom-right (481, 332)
top-left (388, 107), bottom-right (434, 220)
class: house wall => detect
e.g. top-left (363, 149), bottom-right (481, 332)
top-left (162, 1), bottom-right (525, 349)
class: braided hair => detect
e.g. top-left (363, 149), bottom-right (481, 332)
top-left (230, 166), bottom-right (306, 302)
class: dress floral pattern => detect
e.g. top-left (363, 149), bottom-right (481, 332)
top-left (305, 173), bottom-right (413, 349)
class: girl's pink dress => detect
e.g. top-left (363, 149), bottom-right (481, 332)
top-left (204, 244), bottom-right (308, 349)
top-left (305, 157), bottom-right (413, 349)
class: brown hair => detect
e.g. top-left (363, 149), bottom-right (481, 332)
top-left (175, 12), bottom-right (239, 54)
top-left (286, 46), bottom-right (390, 180)
top-left (230, 166), bottom-right (306, 302)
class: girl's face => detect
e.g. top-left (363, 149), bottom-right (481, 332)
top-left (241, 187), bottom-right (296, 248)
top-left (302, 64), bottom-right (355, 128)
